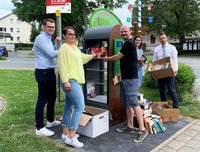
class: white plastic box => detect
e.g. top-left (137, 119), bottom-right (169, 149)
top-left (77, 106), bottom-right (109, 138)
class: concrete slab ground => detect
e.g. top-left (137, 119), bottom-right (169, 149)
top-left (49, 116), bottom-right (192, 152)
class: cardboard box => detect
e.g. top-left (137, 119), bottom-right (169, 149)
top-left (77, 106), bottom-right (109, 138)
top-left (148, 57), bottom-right (175, 80)
top-left (153, 102), bottom-right (179, 123)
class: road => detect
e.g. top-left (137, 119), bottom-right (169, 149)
top-left (0, 51), bottom-right (34, 70)
top-left (0, 52), bottom-right (200, 77)
top-left (0, 51), bottom-right (200, 99)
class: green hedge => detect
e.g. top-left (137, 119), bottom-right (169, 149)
top-left (15, 43), bottom-right (33, 50)
top-left (143, 63), bottom-right (196, 102)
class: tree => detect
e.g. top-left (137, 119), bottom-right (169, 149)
top-left (12, 0), bottom-right (128, 37)
top-left (142, 0), bottom-right (200, 41)
top-left (30, 23), bottom-right (40, 42)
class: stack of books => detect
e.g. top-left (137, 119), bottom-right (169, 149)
top-left (139, 98), bottom-right (153, 118)
top-left (144, 114), bottom-right (166, 134)
top-left (150, 62), bottom-right (171, 71)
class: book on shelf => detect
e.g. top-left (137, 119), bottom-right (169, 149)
top-left (86, 82), bottom-right (96, 98)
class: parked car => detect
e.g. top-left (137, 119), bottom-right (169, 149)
top-left (0, 46), bottom-right (8, 57)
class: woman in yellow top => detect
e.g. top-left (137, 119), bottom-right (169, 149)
top-left (58, 26), bottom-right (97, 148)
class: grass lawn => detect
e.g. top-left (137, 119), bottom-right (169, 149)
top-left (0, 69), bottom-right (200, 152)
top-left (0, 69), bottom-right (69, 152)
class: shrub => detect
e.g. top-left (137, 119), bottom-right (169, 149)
top-left (143, 63), bottom-right (196, 102)
top-left (176, 63), bottom-right (196, 101)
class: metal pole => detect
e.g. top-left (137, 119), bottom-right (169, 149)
top-left (4, 27), bottom-right (6, 44)
top-left (138, 0), bottom-right (142, 27)
top-left (56, 10), bottom-right (62, 102)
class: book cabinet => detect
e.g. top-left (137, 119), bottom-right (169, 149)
top-left (83, 25), bottom-right (126, 125)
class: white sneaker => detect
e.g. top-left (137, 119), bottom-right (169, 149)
top-left (61, 134), bottom-right (80, 140)
top-left (65, 136), bottom-right (84, 148)
top-left (36, 127), bottom-right (54, 136)
top-left (46, 120), bottom-right (61, 128)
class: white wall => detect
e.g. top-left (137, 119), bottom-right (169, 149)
top-left (0, 13), bottom-right (32, 43)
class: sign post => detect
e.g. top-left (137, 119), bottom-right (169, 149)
top-left (46, 0), bottom-right (71, 102)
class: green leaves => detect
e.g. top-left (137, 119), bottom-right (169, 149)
top-left (12, 0), bottom-right (128, 37)
top-left (142, 0), bottom-right (200, 41)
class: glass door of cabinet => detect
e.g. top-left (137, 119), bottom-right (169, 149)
top-left (84, 40), bottom-right (109, 105)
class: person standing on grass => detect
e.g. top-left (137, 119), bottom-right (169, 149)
top-left (34, 18), bottom-right (61, 137)
top-left (153, 32), bottom-right (179, 108)
top-left (102, 25), bottom-right (148, 143)
top-left (133, 35), bottom-right (147, 89)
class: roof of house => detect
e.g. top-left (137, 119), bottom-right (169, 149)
top-left (0, 12), bottom-right (14, 20)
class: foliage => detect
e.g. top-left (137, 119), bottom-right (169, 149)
top-left (15, 43), bottom-right (33, 50)
top-left (170, 43), bottom-right (182, 55)
top-left (30, 23), bottom-right (40, 42)
top-left (143, 63), bottom-right (196, 102)
top-left (0, 70), bottom-right (67, 152)
top-left (142, 0), bottom-right (200, 41)
top-left (176, 63), bottom-right (196, 101)
top-left (0, 56), bottom-right (7, 60)
top-left (12, 0), bottom-right (128, 37)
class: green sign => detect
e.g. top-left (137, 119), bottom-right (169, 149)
top-left (89, 8), bottom-right (122, 27)
top-left (127, 17), bottom-right (131, 23)
top-left (113, 38), bottom-right (124, 76)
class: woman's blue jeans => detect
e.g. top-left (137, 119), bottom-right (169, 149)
top-left (61, 80), bottom-right (85, 130)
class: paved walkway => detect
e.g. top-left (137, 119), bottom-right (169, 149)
top-left (152, 119), bottom-right (200, 152)
top-left (49, 117), bottom-right (192, 152)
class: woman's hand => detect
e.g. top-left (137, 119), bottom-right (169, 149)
top-left (64, 82), bottom-right (71, 91)
top-left (91, 50), bottom-right (99, 59)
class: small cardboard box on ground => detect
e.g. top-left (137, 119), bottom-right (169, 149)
top-left (153, 102), bottom-right (179, 123)
top-left (148, 57), bottom-right (176, 80)
top-left (77, 106), bottom-right (109, 138)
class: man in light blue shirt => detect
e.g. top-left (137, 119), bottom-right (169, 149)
top-left (34, 18), bottom-right (61, 136)
top-left (153, 32), bottom-right (179, 108)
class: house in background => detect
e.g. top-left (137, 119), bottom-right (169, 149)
top-left (0, 13), bottom-right (31, 44)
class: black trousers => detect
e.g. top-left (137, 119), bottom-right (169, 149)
top-left (157, 76), bottom-right (179, 108)
top-left (35, 69), bottom-right (56, 130)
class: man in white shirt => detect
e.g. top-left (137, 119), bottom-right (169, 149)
top-left (153, 32), bottom-right (179, 108)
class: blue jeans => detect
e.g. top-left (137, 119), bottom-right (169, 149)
top-left (138, 66), bottom-right (143, 87)
top-left (157, 76), bottom-right (179, 108)
top-left (61, 80), bottom-right (85, 130)
top-left (120, 79), bottom-right (139, 107)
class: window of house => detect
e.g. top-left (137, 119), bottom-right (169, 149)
top-left (10, 28), bottom-right (13, 32)
top-left (17, 28), bottom-right (20, 33)
top-left (17, 19), bottom-right (21, 24)
top-left (11, 37), bottom-right (13, 41)
top-left (0, 27), bottom-right (6, 32)
top-left (150, 35), bottom-right (156, 44)
top-left (17, 37), bottom-right (20, 42)
top-left (10, 18), bottom-right (14, 24)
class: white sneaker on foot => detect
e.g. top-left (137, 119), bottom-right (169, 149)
top-left (61, 134), bottom-right (80, 140)
top-left (65, 136), bottom-right (84, 148)
top-left (46, 120), bottom-right (61, 128)
top-left (36, 127), bottom-right (54, 136)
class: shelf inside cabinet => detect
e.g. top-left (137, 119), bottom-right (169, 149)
top-left (86, 69), bottom-right (105, 72)
top-left (86, 95), bottom-right (107, 104)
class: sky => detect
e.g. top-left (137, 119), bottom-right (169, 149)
top-left (0, 0), bottom-right (134, 26)
top-left (0, 0), bottom-right (14, 18)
